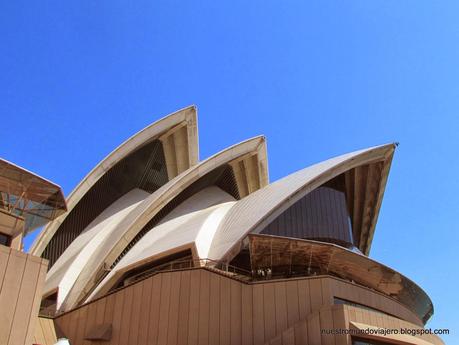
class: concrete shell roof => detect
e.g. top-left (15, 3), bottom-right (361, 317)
top-left (44, 188), bottom-right (150, 308)
top-left (34, 103), bottom-right (400, 314)
top-left (57, 135), bottom-right (267, 311)
top-left (31, 106), bottom-right (199, 256)
top-left (87, 143), bottom-right (394, 303)
top-left (208, 143), bottom-right (395, 262)
top-left (89, 186), bottom-right (236, 301)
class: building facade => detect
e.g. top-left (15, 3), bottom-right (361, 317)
top-left (0, 158), bottom-right (66, 345)
top-left (3, 106), bottom-right (443, 345)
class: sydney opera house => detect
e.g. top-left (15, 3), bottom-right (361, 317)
top-left (0, 106), bottom-right (443, 345)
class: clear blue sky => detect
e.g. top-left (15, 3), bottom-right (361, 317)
top-left (1, 1), bottom-right (457, 342)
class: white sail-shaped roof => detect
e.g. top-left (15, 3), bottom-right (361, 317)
top-left (89, 186), bottom-right (236, 300)
top-left (208, 143), bottom-right (395, 262)
top-left (44, 188), bottom-right (150, 309)
top-left (34, 106), bottom-right (399, 315)
top-left (32, 106), bottom-right (199, 258)
top-left (52, 135), bottom-right (268, 311)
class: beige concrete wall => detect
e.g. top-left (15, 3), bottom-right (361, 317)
top-left (54, 268), bottom-right (439, 345)
top-left (0, 246), bottom-right (48, 345)
top-left (265, 304), bottom-right (443, 345)
top-left (344, 305), bottom-right (442, 345)
top-left (33, 317), bottom-right (57, 345)
top-left (327, 275), bottom-right (423, 326)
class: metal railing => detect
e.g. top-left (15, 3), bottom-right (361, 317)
top-left (122, 258), bottom-right (252, 287)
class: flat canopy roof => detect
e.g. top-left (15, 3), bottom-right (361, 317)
top-left (0, 158), bottom-right (67, 234)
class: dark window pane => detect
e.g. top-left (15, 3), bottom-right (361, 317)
top-left (0, 232), bottom-right (11, 246)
